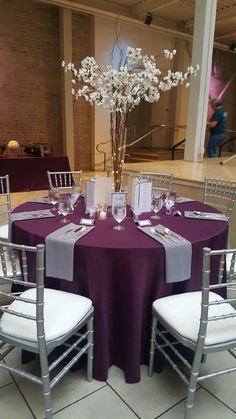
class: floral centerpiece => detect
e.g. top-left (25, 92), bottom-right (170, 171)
top-left (62, 47), bottom-right (199, 191)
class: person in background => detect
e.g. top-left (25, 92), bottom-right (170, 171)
top-left (206, 97), bottom-right (227, 157)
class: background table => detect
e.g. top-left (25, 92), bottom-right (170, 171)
top-left (12, 200), bottom-right (228, 383)
top-left (0, 155), bottom-right (70, 192)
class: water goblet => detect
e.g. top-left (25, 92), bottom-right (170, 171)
top-left (70, 183), bottom-right (82, 208)
top-left (165, 190), bottom-right (176, 215)
top-left (151, 191), bottom-right (163, 219)
top-left (112, 203), bottom-right (126, 231)
top-left (57, 197), bottom-right (71, 223)
top-left (48, 188), bottom-right (60, 213)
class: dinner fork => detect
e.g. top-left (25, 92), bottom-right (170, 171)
top-left (150, 227), bottom-right (169, 242)
top-left (67, 226), bottom-right (87, 240)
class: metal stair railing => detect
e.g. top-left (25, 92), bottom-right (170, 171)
top-left (96, 124), bottom-right (186, 170)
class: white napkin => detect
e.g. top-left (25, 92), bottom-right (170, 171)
top-left (184, 210), bottom-right (228, 221)
top-left (45, 223), bottom-right (94, 281)
top-left (138, 225), bottom-right (192, 283)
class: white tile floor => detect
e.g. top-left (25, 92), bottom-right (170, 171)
top-left (1, 187), bottom-right (236, 418)
top-left (1, 351), bottom-right (236, 418)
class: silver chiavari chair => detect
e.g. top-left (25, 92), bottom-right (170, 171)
top-left (139, 172), bottom-right (173, 192)
top-left (203, 176), bottom-right (236, 220)
top-left (0, 174), bottom-right (11, 242)
top-left (0, 241), bottom-right (94, 419)
top-left (148, 247), bottom-right (236, 419)
top-left (47, 170), bottom-right (83, 190)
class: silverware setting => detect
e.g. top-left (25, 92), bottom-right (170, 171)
top-left (59, 226), bottom-right (85, 240)
top-left (150, 227), bottom-right (186, 243)
top-left (68, 226), bottom-right (87, 240)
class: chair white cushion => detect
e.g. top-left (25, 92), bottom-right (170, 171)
top-left (0, 224), bottom-right (8, 241)
top-left (153, 291), bottom-right (236, 347)
top-left (0, 288), bottom-right (92, 342)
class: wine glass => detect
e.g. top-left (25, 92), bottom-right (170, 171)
top-left (70, 183), bottom-right (82, 208)
top-left (112, 203), bottom-right (126, 231)
top-left (151, 189), bottom-right (163, 219)
top-left (165, 190), bottom-right (176, 215)
top-left (57, 197), bottom-right (72, 223)
top-left (48, 188), bottom-right (60, 213)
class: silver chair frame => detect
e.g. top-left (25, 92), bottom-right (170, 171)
top-left (0, 241), bottom-right (94, 419)
top-left (203, 176), bottom-right (236, 220)
top-left (0, 174), bottom-right (11, 240)
top-left (149, 247), bottom-right (236, 419)
top-left (47, 170), bottom-right (83, 190)
top-left (139, 172), bottom-right (173, 192)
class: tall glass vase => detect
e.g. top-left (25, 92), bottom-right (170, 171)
top-left (110, 112), bottom-right (127, 192)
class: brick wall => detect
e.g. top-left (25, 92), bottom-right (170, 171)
top-left (72, 13), bottom-right (91, 170)
top-left (0, 0), bottom-right (62, 154)
top-left (0, 0), bottom-right (92, 168)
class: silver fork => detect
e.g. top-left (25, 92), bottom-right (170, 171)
top-left (60, 226), bottom-right (83, 240)
top-left (150, 228), bottom-right (169, 242)
top-left (67, 226), bottom-right (87, 240)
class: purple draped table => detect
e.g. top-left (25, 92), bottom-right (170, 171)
top-left (0, 155), bottom-right (70, 192)
top-left (11, 199), bottom-right (228, 383)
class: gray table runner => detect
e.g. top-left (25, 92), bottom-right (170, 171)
top-left (176, 197), bottom-right (195, 203)
top-left (138, 224), bottom-right (192, 283)
top-left (45, 223), bottom-right (94, 281)
top-left (184, 210), bottom-right (228, 221)
top-left (10, 209), bottom-right (55, 240)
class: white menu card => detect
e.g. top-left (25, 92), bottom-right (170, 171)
top-left (111, 192), bottom-right (127, 210)
top-left (85, 180), bottom-right (95, 213)
top-left (132, 181), bottom-right (152, 214)
top-left (94, 177), bottom-right (113, 206)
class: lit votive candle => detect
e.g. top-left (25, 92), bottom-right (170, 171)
top-left (99, 210), bottom-right (107, 220)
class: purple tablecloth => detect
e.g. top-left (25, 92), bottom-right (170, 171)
top-left (12, 200), bottom-right (228, 382)
top-left (0, 155), bottom-right (70, 192)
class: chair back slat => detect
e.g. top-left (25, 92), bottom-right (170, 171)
top-left (204, 176), bottom-right (236, 220)
top-left (201, 247), bottom-right (236, 326)
top-left (0, 241), bottom-right (45, 327)
top-left (139, 172), bottom-right (173, 192)
top-left (47, 171), bottom-right (83, 190)
top-left (0, 175), bottom-right (11, 232)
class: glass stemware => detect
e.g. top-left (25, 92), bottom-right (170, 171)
top-left (70, 183), bottom-right (82, 208)
top-left (151, 189), bottom-right (163, 219)
top-left (112, 203), bottom-right (126, 231)
top-left (48, 188), bottom-right (60, 213)
top-left (165, 190), bottom-right (176, 215)
top-left (57, 197), bottom-right (72, 223)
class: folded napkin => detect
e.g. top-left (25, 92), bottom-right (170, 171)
top-left (176, 196), bottom-right (195, 203)
top-left (184, 210), bottom-right (228, 221)
top-left (45, 223), bottom-right (94, 281)
top-left (10, 210), bottom-right (55, 241)
top-left (27, 197), bottom-right (49, 204)
top-left (138, 224), bottom-right (192, 283)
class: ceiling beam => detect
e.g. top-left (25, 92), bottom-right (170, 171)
top-left (37, 0), bottom-right (235, 53)
top-left (131, 0), bottom-right (180, 16)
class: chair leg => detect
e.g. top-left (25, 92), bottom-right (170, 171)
top-left (184, 347), bottom-right (203, 419)
top-left (39, 346), bottom-right (52, 419)
top-left (87, 315), bottom-right (94, 382)
top-left (148, 315), bottom-right (157, 377)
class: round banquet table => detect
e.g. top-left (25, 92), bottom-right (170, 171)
top-left (11, 199), bottom-right (228, 383)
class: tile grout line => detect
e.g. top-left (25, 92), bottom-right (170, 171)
top-left (199, 384), bottom-right (236, 414)
top-left (106, 381), bottom-right (141, 419)
top-left (53, 383), bottom-right (108, 416)
top-left (9, 373), bottom-right (37, 419)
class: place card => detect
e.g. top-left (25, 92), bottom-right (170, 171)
top-left (80, 218), bottom-right (95, 225)
top-left (138, 219), bottom-right (151, 227)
